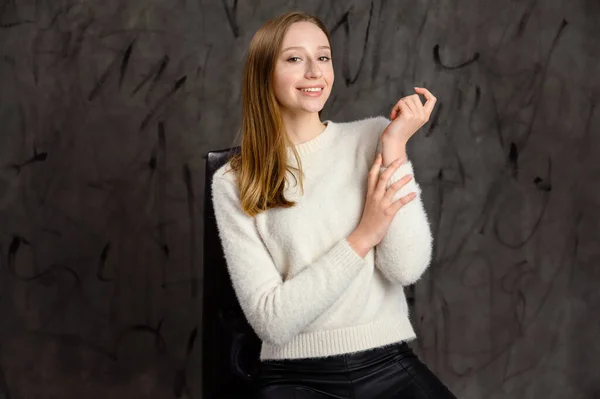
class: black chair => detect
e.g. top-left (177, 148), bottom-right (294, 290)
top-left (202, 146), bottom-right (262, 399)
top-left (201, 146), bottom-right (416, 398)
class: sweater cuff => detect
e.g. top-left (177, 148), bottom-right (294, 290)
top-left (333, 238), bottom-right (368, 269)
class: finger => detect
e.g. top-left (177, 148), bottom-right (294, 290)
top-left (408, 94), bottom-right (426, 121)
top-left (375, 158), bottom-right (405, 197)
top-left (401, 97), bottom-right (415, 114)
top-left (389, 100), bottom-right (402, 120)
top-left (415, 87), bottom-right (437, 117)
top-left (368, 153), bottom-right (382, 194)
top-left (383, 174), bottom-right (413, 203)
top-left (389, 192), bottom-right (417, 213)
top-left (390, 100), bottom-right (412, 121)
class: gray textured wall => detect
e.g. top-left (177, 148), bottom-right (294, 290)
top-left (1, 0), bottom-right (599, 398)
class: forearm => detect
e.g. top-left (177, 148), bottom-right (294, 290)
top-left (376, 135), bottom-right (433, 285)
top-left (380, 134), bottom-right (407, 167)
top-left (375, 178), bottom-right (433, 285)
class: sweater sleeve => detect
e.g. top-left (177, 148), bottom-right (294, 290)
top-left (374, 160), bottom-right (433, 285)
top-left (371, 117), bottom-right (433, 286)
top-left (211, 174), bottom-right (367, 346)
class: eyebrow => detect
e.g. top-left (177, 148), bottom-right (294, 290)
top-left (281, 45), bottom-right (331, 52)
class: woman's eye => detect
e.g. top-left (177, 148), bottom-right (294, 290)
top-left (286, 56), bottom-right (331, 63)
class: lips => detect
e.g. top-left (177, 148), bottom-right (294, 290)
top-left (297, 87), bottom-right (324, 94)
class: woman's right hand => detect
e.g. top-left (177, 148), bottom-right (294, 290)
top-left (347, 153), bottom-right (416, 258)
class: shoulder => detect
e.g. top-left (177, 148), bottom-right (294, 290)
top-left (211, 161), bottom-right (238, 198)
top-left (213, 161), bottom-right (235, 181)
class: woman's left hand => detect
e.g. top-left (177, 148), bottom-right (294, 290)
top-left (382, 87), bottom-right (437, 144)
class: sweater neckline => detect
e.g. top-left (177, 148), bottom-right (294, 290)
top-left (286, 120), bottom-right (336, 158)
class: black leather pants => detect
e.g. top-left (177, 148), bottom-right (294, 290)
top-left (256, 342), bottom-right (457, 399)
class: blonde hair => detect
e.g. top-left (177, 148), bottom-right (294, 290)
top-left (227, 11), bottom-right (331, 217)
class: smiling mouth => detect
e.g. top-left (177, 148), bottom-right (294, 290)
top-left (298, 87), bottom-right (324, 92)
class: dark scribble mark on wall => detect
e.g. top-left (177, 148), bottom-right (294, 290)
top-left (222, 0), bottom-right (240, 38)
top-left (140, 76), bottom-right (187, 130)
top-left (424, 101), bottom-right (441, 138)
top-left (97, 242), bottom-right (113, 282)
top-left (157, 121), bottom-right (169, 290)
top-left (518, 19), bottom-right (568, 152)
top-left (329, 2), bottom-right (374, 86)
top-left (370, 0), bottom-right (389, 83)
top-left (173, 327), bottom-right (197, 398)
top-left (131, 55), bottom-right (170, 98)
top-left (474, 86), bottom-right (481, 110)
top-left (148, 151), bottom-right (157, 172)
top-left (113, 320), bottom-right (167, 359)
top-left (88, 51), bottom-right (119, 101)
top-left (533, 177), bottom-right (551, 192)
top-left (433, 44), bottom-right (480, 70)
top-left (516, 0), bottom-right (538, 38)
top-left (119, 40), bottom-right (134, 89)
top-left (508, 142), bottom-right (518, 178)
top-left (455, 87), bottom-right (465, 112)
top-left (492, 188), bottom-right (550, 249)
top-left (1, 20), bottom-right (33, 28)
top-left (9, 149), bottom-right (48, 174)
top-left (7, 236), bottom-right (28, 272)
top-left (6, 253), bottom-right (85, 328)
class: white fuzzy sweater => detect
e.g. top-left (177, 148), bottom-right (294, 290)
top-left (211, 116), bottom-right (433, 361)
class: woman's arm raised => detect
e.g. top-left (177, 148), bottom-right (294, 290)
top-left (367, 89), bottom-right (437, 285)
top-left (374, 149), bottom-right (433, 286)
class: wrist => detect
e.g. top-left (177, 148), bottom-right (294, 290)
top-left (381, 130), bottom-right (408, 146)
top-left (347, 229), bottom-right (374, 258)
top-left (380, 135), bottom-right (408, 167)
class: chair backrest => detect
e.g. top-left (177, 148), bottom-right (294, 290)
top-left (202, 146), bottom-right (261, 399)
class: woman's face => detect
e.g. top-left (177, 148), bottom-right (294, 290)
top-left (272, 21), bottom-right (334, 117)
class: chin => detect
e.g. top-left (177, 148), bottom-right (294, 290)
top-left (280, 103), bottom-right (326, 115)
top-left (302, 104), bottom-right (326, 113)
top-left (300, 98), bottom-right (329, 113)
top-left (279, 94), bottom-right (329, 115)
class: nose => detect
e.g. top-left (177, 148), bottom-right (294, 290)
top-left (305, 59), bottom-right (323, 79)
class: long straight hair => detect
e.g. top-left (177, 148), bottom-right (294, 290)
top-left (226, 11), bottom-right (331, 217)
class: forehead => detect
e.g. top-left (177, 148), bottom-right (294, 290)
top-left (281, 21), bottom-right (329, 48)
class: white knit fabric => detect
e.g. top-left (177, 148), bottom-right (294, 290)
top-left (211, 116), bottom-right (433, 360)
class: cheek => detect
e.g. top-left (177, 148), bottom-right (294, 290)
top-left (273, 70), bottom-right (298, 96)
top-left (325, 66), bottom-right (335, 86)
top-left (272, 75), bottom-right (287, 103)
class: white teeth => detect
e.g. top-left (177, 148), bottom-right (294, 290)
top-left (300, 87), bottom-right (322, 92)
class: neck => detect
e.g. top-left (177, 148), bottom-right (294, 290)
top-left (281, 111), bottom-right (326, 146)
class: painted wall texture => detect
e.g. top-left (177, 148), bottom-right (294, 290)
top-left (1, 0), bottom-right (599, 397)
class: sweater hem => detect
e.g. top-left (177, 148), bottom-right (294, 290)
top-left (259, 316), bottom-right (417, 360)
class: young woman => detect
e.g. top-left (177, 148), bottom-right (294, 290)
top-left (211, 11), bottom-right (457, 399)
